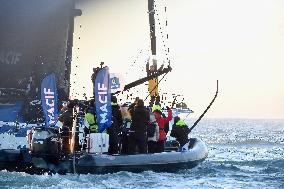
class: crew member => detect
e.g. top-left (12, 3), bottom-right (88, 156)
top-left (128, 99), bottom-right (150, 154)
top-left (58, 100), bottom-right (75, 153)
top-left (107, 96), bottom-right (123, 154)
top-left (84, 101), bottom-right (98, 133)
top-left (170, 116), bottom-right (190, 148)
top-left (147, 112), bottom-right (159, 153)
top-left (152, 104), bottom-right (172, 153)
top-left (83, 102), bottom-right (98, 150)
top-left (120, 103), bottom-right (132, 154)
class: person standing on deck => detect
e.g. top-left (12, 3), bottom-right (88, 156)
top-left (152, 105), bottom-right (173, 153)
top-left (147, 112), bottom-right (159, 153)
top-left (84, 100), bottom-right (98, 133)
top-left (120, 103), bottom-right (132, 154)
top-left (128, 99), bottom-right (150, 154)
top-left (58, 100), bottom-right (75, 153)
top-left (83, 100), bottom-right (98, 150)
top-left (107, 95), bottom-right (123, 154)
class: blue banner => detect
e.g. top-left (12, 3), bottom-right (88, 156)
top-left (94, 67), bottom-right (112, 132)
top-left (41, 73), bottom-right (58, 127)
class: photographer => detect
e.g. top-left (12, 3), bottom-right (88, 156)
top-left (58, 100), bottom-right (75, 153)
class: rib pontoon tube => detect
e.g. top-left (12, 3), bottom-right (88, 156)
top-left (76, 138), bottom-right (208, 174)
top-left (0, 138), bottom-right (207, 174)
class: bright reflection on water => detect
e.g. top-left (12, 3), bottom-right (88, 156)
top-left (0, 119), bottom-right (283, 189)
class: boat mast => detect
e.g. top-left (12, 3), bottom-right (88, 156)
top-left (115, 0), bottom-right (171, 95)
top-left (147, 0), bottom-right (159, 103)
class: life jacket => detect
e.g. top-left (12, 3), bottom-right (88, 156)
top-left (84, 112), bottom-right (98, 133)
top-left (152, 104), bottom-right (161, 112)
top-left (176, 120), bottom-right (187, 127)
top-left (170, 119), bottom-right (190, 147)
top-left (111, 102), bottom-right (118, 106)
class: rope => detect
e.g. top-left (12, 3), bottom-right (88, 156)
top-left (153, 2), bottom-right (171, 66)
top-left (125, 48), bottom-right (148, 77)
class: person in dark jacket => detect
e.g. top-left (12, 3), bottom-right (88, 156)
top-left (128, 97), bottom-right (139, 115)
top-left (128, 99), bottom-right (150, 154)
top-left (107, 95), bottom-right (123, 154)
top-left (58, 100), bottom-right (75, 129)
top-left (120, 103), bottom-right (132, 154)
top-left (170, 116), bottom-right (190, 148)
top-left (58, 100), bottom-right (75, 153)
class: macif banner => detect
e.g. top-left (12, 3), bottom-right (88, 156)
top-left (94, 67), bottom-right (112, 132)
top-left (41, 73), bottom-right (58, 127)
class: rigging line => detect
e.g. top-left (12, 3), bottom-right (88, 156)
top-left (125, 48), bottom-right (145, 76)
top-left (155, 13), bottom-right (167, 44)
top-left (148, 1), bottom-right (168, 53)
top-left (156, 18), bottom-right (170, 65)
top-left (148, 0), bottom-right (170, 66)
top-left (153, 2), bottom-right (168, 42)
top-left (153, 5), bottom-right (171, 66)
top-left (144, 72), bottom-right (169, 101)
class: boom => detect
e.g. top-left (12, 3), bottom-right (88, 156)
top-left (120, 65), bottom-right (172, 92)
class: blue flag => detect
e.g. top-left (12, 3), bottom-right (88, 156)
top-left (110, 76), bottom-right (120, 90)
top-left (94, 67), bottom-right (112, 132)
top-left (109, 73), bottom-right (125, 93)
top-left (41, 73), bottom-right (58, 127)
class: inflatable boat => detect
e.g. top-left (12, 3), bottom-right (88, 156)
top-left (0, 136), bottom-right (207, 174)
top-left (76, 138), bottom-right (208, 174)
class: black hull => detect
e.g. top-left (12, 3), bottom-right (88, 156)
top-left (0, 155), bottom-right (205, 175)
top-left (0, 0), bottom-right (81, 122)
top-left (76, 159), bottom-right (205, 174)
top-left (0, 157), bottom-right (205, 175)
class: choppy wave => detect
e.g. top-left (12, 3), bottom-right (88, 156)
top-left (190, 119), bottom-right (284, 145)
top-left (1, 159), bottom-right (283, 189)
top-left (0, 119), bottom-right (283, 189)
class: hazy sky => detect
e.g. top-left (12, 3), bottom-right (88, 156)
top-left (71, 0), bottom-right (284, 119)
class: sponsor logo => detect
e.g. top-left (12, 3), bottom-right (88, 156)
top-left (97, 83), bottom-right (109, 124)
top-left (43, 88), bottom-right (56, 125)
top-left (0, 50), bottom-right (22, 65)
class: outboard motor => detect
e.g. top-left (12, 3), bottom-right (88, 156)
top-left (31, 127), bottom-right (60, 156)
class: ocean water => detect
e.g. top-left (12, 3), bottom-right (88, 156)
top-left (0, 119), bottom-right (283, 189)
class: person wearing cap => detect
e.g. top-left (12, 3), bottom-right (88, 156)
top-left (152, 104), bottom-right (173, 153)
top-left (106, 95), bottom-right (123, 154)
top-left (170, 116), bottom-right (190, 148)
